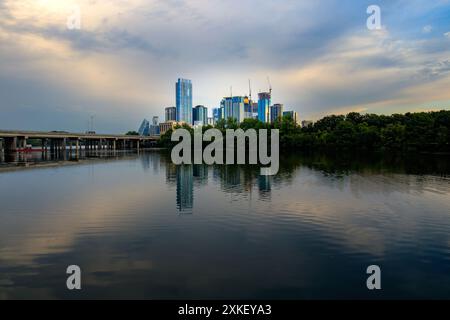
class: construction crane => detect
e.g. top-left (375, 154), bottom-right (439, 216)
top-left (267, 76), bottom-right (272, 95)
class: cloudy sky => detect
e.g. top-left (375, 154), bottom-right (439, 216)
top-left (0, 0), bottom-right (449, 133)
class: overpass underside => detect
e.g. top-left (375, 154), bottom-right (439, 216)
top-left (0, 135), bottom-right (158, 154)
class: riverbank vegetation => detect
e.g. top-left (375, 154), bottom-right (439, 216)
top-left (159, 110), bottom-right (450, 153)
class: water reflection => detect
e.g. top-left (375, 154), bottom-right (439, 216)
top-left (0, 151), bottom-right (449, 299)
top-left (176, 165), bottom-right (194, 213)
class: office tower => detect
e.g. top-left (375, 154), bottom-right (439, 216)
top-left (213, 106), bottom-right (224, 122)
top-left (221, 96), bottom-right (245, 123)
top-left (150, 116), bottom-right (160, 135)
top-left (165, 107), bottom-right (177, 122)
top-left (212, 107), bottom-right (221, 124)
top-left (258, 92), bottom-right (271, 123)
top-left (193, 105), bottom-right (208, 126)
top-left (270, 104), bottom-right (284, 123)
top-left (138, 119), bottom-right (150, 136)
top-left (283, 111), bottom-right (300, 126)
top-left (251, 102), bottom-right (259, 119)
top-left (176, 78), bottom-right (192, 124)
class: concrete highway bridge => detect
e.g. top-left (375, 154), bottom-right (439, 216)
top-left (0, 130), bottom-right (160, 153)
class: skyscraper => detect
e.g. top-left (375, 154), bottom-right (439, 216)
top-left (221, 96), bottom-right (245, 123)
top-left (258, 92), bottom-right (271, 123)
top-left (193, 105), bottom-right (208, 126)
top-left (176, 78), bottom-right (192, 124)
top-left (165, 107), bottom-right (177, 122)
top-left (212, 107), bottom-right (222, 124)
top-left (270, 104), bottom-right (283, 123)
top-left (138, 119), bottom-right (150, 136)
top-left (150, 116), bottom-right (160, 135)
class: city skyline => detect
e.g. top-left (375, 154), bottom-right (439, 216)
top-left (0, 1), bottom-right (450, 133)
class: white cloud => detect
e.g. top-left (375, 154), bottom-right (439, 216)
top-left (422, 25), bottom-right (432, 33)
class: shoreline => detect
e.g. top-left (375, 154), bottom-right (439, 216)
top-left (0, 148), bottom-right (167, 173)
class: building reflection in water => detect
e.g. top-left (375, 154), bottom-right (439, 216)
top-left (165, 162), bottom-right (177, 187)
top-left (140, 151), bottom-right (161, 173)
top-left (193, 164), bottom-right (208, 186)
top-left (258, 175), bottom-right (271, 200)
top-left (176, 165), bottom-right (194, 213)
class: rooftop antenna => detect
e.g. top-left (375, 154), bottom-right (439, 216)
top-left (230, 86), bottom-right (233, 98)
top-left (248, 79), bottom-right (252, 101)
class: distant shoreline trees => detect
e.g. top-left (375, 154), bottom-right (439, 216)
top-left (125, 131), bottom-right (139, 136)
top-left (159, 110), bottom-right (450, 154)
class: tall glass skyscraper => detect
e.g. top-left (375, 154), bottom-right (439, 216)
top-left (258, 92), bottom-right (271, 123)
top-left (176, 78), bottom-right (192, 124)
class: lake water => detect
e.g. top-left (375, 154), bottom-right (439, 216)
top-left (0, 150), bottom-right (450, 299)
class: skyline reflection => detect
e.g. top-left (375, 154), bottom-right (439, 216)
top-left (0, 151), bottom-right (449, 299)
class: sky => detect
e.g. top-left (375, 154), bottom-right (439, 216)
top-left (0, 0), bottom-right (449, 133)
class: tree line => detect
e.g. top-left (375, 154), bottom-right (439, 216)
top-left (159, 110), bottom-right (450, 153)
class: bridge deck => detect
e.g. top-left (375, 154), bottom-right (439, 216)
top-left (0, 130), bottom-right (159, 140)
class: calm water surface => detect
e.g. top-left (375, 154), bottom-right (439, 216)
top-left (0, 151), bottom-right (449, 299)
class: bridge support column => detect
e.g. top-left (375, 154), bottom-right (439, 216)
top-left (5, 137), bottom-right (17, 153)
top-left (17, 137), bottom-right (26, 151)
top-left (42, 139), bottom-right (47, 153)
top-left (113, 140), bottom-right (116, 151)
top-left (53, 139), bottom-right (58, 153)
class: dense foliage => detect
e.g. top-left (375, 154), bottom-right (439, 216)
top-left (159, 110), bottom-right (450, 153)
top-left (125, 131), bottom-right (139, 136)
